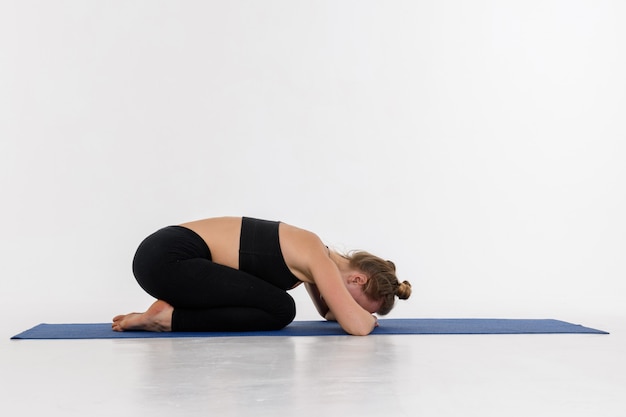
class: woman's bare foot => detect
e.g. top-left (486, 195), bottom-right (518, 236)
top-left (112, 300), bottom-right (174, 332)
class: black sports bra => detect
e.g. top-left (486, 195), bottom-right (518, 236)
top-left (238, 217), bottom-right (301, 290)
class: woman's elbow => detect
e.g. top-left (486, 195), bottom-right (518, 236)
top-left (344, 320), bottom-right (375, 336)
top-left (348, 327), bottom-right (374, 336)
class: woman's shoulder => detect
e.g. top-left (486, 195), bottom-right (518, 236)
top-left (279, 222), bottom-right (329, 283)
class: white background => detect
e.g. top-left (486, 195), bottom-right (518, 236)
top-left (2, 0), bottom-right (624, 336)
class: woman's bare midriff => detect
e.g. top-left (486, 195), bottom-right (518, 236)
top-left (179, 217), bottom-right (243, 270)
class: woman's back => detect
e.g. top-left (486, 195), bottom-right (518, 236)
top-left (179, 217), bottom-right (315, 284)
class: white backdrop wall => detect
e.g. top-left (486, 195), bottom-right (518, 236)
top-left (2, 0), bottom-right (624, 334)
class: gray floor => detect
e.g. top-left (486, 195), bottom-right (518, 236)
top-left (2, 315), bottom-right (625, 417)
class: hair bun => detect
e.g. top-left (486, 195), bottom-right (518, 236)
top-left (396, 280), bottom-right (412, 300)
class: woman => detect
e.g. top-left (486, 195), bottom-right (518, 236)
top-left (112, 217), bottom-right (411, 336)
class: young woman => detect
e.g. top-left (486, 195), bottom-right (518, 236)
top-left (112, 217), bottom-right (411, 336)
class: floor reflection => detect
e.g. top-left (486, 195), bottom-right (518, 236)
top-left (119, 335), bottom-right (411, 415)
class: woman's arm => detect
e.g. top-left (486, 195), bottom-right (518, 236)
top-left (281, 223), bottom-right (376, 335)
top-left (304, 283), bottom-right (339, 321)
top-left (304, 283), bottom-right (330, 318)
top-left (303, 238), bottom-right (377, 336)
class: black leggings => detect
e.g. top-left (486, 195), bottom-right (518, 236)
top-left (132, 226), bottom-right (296, 332)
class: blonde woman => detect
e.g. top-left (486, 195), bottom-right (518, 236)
top-left (113, 217), bottom-right (411, 336)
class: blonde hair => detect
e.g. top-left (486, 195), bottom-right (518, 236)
top-left (344, 251), bottom-right (411, 315)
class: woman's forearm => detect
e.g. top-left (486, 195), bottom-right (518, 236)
top-left (304, 283), bottom-right (330, 318)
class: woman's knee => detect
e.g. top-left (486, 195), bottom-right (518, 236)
top-left (272, 293), bottom-right (296, 329)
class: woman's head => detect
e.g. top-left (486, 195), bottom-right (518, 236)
top-left (344, 251), bottom-right (411, 315)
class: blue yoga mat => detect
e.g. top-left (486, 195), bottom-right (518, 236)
top-left (11, 318), bottom-right (608, 339)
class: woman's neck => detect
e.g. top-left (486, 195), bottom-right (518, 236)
top-left (329, 250), bottom-right (350, 272)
